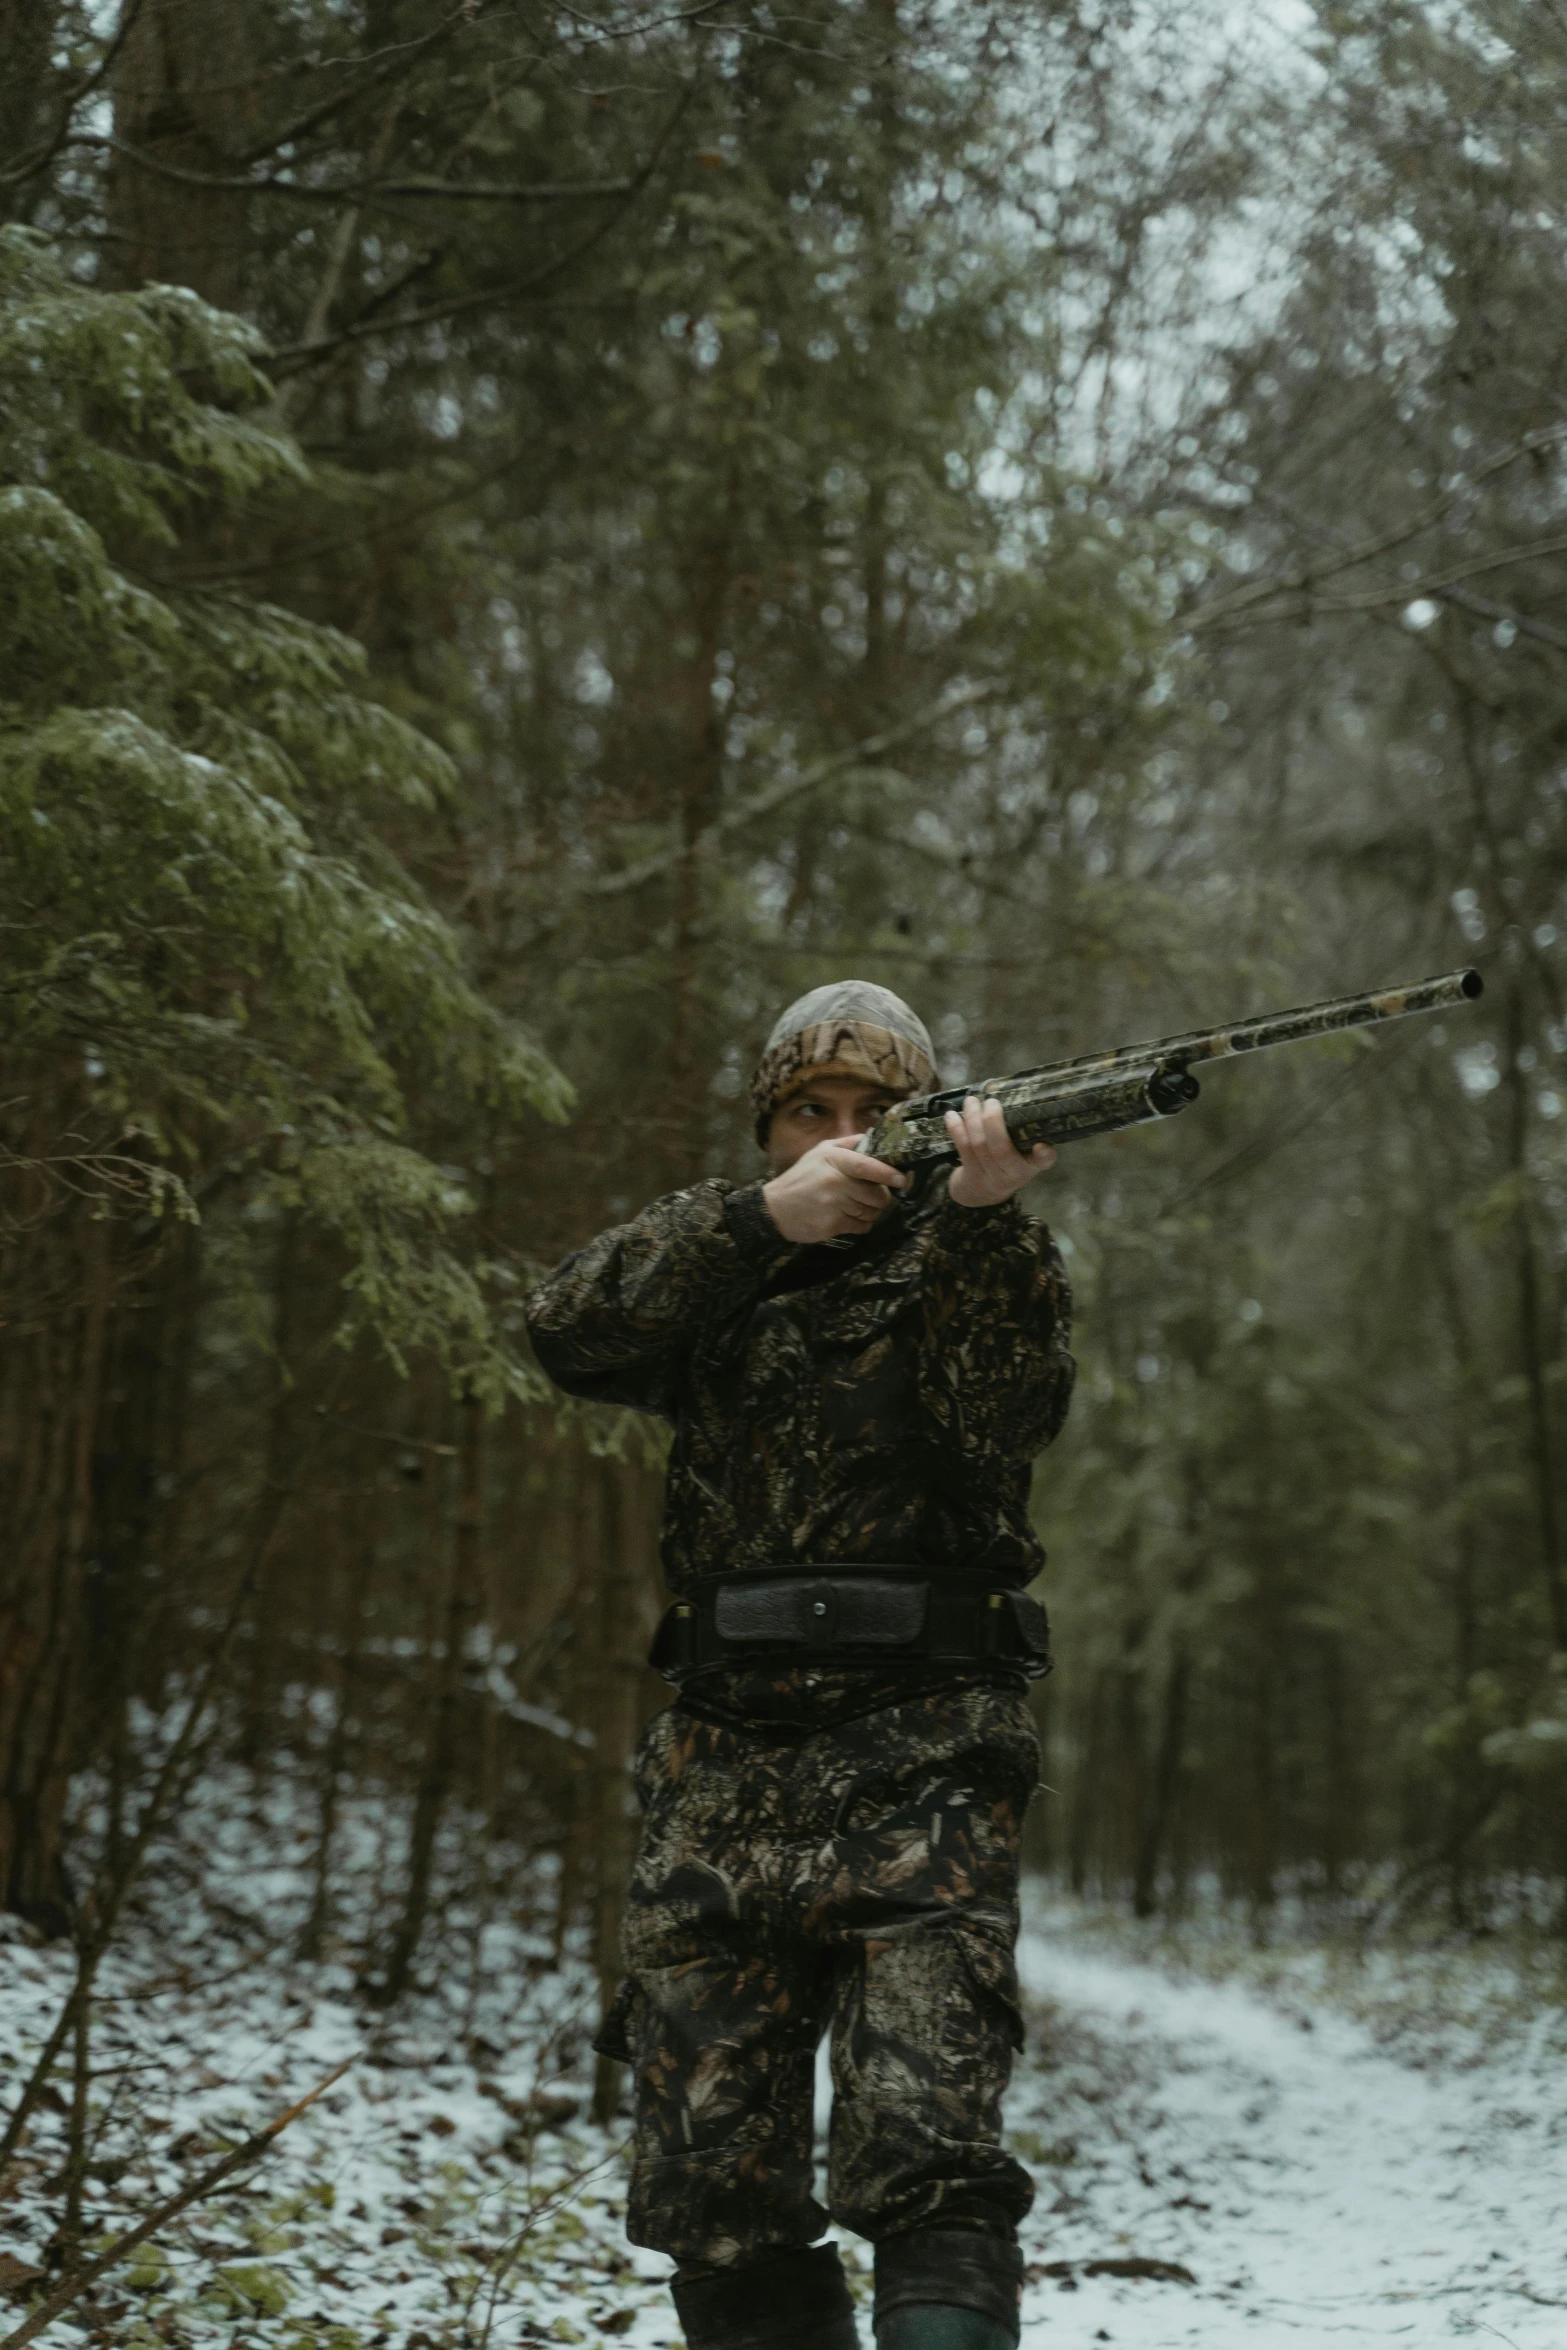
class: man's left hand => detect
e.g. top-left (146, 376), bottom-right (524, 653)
top-left (945, 1094), bottom-right (1056, 1208)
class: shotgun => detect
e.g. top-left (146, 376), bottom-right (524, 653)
top-left (858, 967), bottom-right (1484, 1167)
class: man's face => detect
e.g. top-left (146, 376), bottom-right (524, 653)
top-left (765, 1072), bottom-right (906, 1175)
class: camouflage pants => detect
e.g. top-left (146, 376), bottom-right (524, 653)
top-left (597, 1673), bottom-right (1039, 2273)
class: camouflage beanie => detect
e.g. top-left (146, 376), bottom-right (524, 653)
top-left (751, 980), bottom-right (939, 1142)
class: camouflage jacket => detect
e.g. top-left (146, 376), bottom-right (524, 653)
top-left (525, 1169), bottom-right (1075, 1595)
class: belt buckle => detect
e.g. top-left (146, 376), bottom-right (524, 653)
top-left (805, 1577), bottom-right (838, 1650)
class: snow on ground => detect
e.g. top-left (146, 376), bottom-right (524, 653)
top-left (0, 1768), bottom-right (686, 2350)
top-left (1012, 1898), bottom-right (1567, 2347)
top-left (3, 1776), bottom-right (1566, 2349)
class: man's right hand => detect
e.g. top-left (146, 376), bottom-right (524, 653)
top-left (761, 1138), bottom-right (908, 1244)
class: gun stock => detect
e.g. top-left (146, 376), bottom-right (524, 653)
top-left (861, 967), bottom-right (1484, 1169)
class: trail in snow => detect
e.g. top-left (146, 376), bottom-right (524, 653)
top-left (1010, 1909), bottom-right (1567, 2348)
top-left (4, 1779), bottom-right (1566, 2350)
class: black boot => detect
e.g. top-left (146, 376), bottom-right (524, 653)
top-left (673, 2241), bottom-right (861, 2350)
top-left (874, 2229), bottom-right (1021, 2350)
top-left (874, 2311), bottom-right (1015, 2350)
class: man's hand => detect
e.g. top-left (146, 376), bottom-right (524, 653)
top-left (946, 1094), bottom-right (1055, 1208)
top-left (762, 1138), bottom-right (908, 1244)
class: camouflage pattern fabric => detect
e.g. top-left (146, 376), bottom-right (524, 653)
top-left (598, 1675), bottom-right (1040, 2271)
top-left (748, 979), bottom-right (940, 1141)
top-left (526, 1131), bottom-right (1075, 2276)
top-left (524, 1167), bottom-right (1075, 1593)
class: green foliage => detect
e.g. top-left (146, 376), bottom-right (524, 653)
top-left (1481, 1658), bottom-right (1567, 1777)
top-left (0, 236), bottom-right (296, 547)
top-left (0, 227), bottom-right (567, 1387)
top-left (1030, 0), bottom-right (1567, 1920)
top-left (209, 2262), bottom-right (292, 2318)
top-left (8, 0), bottom-right (1567, 1942)
top-left (126, 2245), bottom-right (170, 2293)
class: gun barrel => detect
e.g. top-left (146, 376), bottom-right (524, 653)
top-left (1157, 964), bottom-right (1483, 1073)
top-left (1011, 965), bottom-right (1483, 1086)
top-left (859, 967), bottom-right (1484, 1170)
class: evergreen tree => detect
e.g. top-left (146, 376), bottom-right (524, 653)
top-left (0, 226), bottom-right (566, 1919)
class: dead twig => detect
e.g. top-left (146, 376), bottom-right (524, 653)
top-left (0, 0), bottom-right (146, 191)
top-left (471, 2140), bottom-right (627, 2348)
top-left (265, 78), bottom-right (693, 375)
top-left (0, 1367), bottom-right (347, 2169)
top-left (0, 2061), bottom-right (355, 2350)
top-left (1189, 423), bottom-right (1567, 636)
top-left (558, 679), bottom-right (1000, 913)
top-left (55, 135), bottom-right (634, 205)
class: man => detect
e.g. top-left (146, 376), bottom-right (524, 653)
top-left (526, 982), bottom-right (1074, 2350)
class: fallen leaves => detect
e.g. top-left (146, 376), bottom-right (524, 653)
top-left (1028, 2254), bottom-right (1197, 2287)
top-left (0, 2259), bottom-right (44, 2303)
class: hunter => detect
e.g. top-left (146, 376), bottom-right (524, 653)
top-left (524, 981), bottom-right (1075, 2350)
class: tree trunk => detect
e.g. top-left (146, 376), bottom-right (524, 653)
top-left (86, 1217), bottom-right (203, 1820)
top-left (589, 1459), bottom-right (655, 2122)
top-left (0, 1205), bottom-right (115, 1927)
top-left (1505, 978), bottom-right (1567, 1648)
top-left (666, 492), bottom-right (736, 1169)
top-left (0, 0), bottom-right (61, 211)
top-left (238, 1211), bottom-right (304, 1772)
top-left (296, 1512), bottom-right (376, 1963)
top-left (1318, 1632), bottom-right (1351, 1908)
top-left (1435, 1224), bottom-right (1482, 1927)
top-left (553, 1449), bottom-right (601, 1963)
top-left (105, 0), bottom-right (260, 306)
top-left (1067, 1669), bottom-right (1107, 1897)
top-left (378, 1389), bottom-right (483, 2004)
top-left (1132, 1647), bottom-right (1189, 1920)
top-left (1113, 1618), bottom-right (1148, 1906)
top-left (1247, 1647), bottom-right (1278, 1940)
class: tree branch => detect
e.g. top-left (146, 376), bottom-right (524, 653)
top-left (233, 4), bottom-right (478, 166)
top-left (57, 135), bottom-right (633, 204)
top-left (0, 0), bottom-right (147, 190)
top-left (0, 1378), bottom-right (344, 2171)
top-left (569, 680), bottom-right (999, 905)
top-left (264, 82), bottom-right (693, 374)
top-left (1189, 423), bottom-right (1567, 635)
top-left (0, 2062), bottom-right (355, 2350)
top-left (1433, 582), bottom-right (1567, 656)
top-left (1197, 528), bottom-right (1567, 634)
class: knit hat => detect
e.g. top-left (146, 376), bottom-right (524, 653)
top-left (750, 980), bottom-right (939, 1141)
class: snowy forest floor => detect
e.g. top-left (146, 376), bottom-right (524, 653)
top-left (3, 1775), bottom-right (1566, 2350)
top-left (1013, 1902), bottom-right (1567, 2346)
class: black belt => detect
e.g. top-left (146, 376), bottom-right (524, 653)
top-left (649, 1566), bottom-right (1052, 1684)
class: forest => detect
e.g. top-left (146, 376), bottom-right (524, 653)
top-left (4, 2), bottom-right (1567, 2345)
